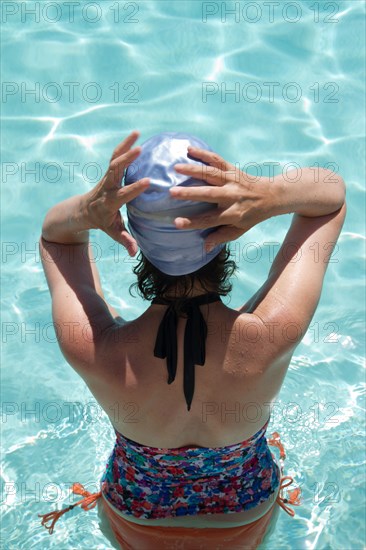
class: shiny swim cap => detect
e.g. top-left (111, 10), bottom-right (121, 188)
top-left (124, 132), bottom-right (225, 276)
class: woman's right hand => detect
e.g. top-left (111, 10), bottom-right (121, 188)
top-left (170, 146), bottom-right (275, 252)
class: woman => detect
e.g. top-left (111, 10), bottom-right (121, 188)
top-left (38, 131), bottom-right (346, 549)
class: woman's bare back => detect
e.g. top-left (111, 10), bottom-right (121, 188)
top-left (81, 300), bottom-right (293, 449)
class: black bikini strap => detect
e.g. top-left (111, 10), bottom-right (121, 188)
top-left (151, 293), bottom-right (221, 411)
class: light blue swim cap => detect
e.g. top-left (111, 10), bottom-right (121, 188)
top-left (124, 132), bottom-right (225, 276)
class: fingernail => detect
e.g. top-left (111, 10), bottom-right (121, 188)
top-left (174, 164), bottom-right (184, 172)
top-left (175, 217), bottom-right (185, 228)
top-left (205, 243), bottom-right (215, 253)
top-left (128, 243), bottom-right (138, 256)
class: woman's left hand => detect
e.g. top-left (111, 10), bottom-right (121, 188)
top-left (84, 130), bottom-right (149, 256)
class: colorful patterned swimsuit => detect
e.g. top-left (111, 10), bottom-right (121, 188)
top-left (101, 418), bottom-right (281, 520)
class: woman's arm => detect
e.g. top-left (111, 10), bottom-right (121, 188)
top-left (169, 147), bottom-right (347, 356)
top-left (39, 132), bottom-right (149, 371)
top-left (41, 194), bottom-right (92, 245)
top-left (41, 194), bottom-right (111, 301)
top-left (265, 167), bottom-right (346, 218)
top-left (170, 147), bottom-right (345, 250)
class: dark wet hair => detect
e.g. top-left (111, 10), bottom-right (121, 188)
top-left (129, 246), bottom-right (237, 314)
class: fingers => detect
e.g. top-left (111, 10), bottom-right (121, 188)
top-left (173, 163), bottom-right (238, 187)
top-left (174, 208), bottom-right (230, 230)
top-left (105, 212), bottom-right (138, 256)
top-left (118, 229), bottom-right (138, 256)
top-left (117, 177), bottom-right (150, 204)
top-left (108, 228), bottom-right (138, 256)
top-left (170, 185), bottom-right (226, 203)
top-left (110, 130), bottom-right (140, 162)
top-left (204, 227), bottom-right (245, 252)
top-left (187, 146), bottom-right (236, 172)
top-left (105, 147), bottom-right (142, 189)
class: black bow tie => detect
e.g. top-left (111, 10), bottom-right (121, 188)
top-left (151, 293), bottom-right (221, 411)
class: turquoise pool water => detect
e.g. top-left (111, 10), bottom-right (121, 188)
top-left (1, 1), bottom-right (365, 548)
